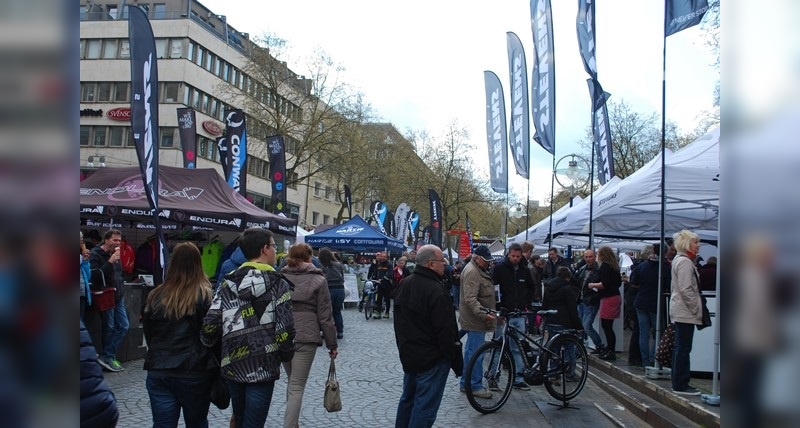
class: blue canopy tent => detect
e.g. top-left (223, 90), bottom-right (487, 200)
top-left (305, 215), bottom-right (406, 255)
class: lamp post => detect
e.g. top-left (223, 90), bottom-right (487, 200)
top-left (553, 154), bottom-right (589, 261)
top-left (508, 202), bottom-right (527, 241)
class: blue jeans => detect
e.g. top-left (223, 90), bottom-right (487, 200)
top-left (578, 303), bottom-right (602, 348)
top-left (228, 380), bottom-right (275, 428)
top-left (102, 297), bottom-right (129, 359)
top-left (493, 316), bottom-right (526, 384)
top-left (460, 331), bottom-right (488, 390)
top-left (546, 325), bottom-right (577, 377)
top-left (146, 372), bottom-right (212, 428)
top-left (329, 288), bottom-right (345, 335)
top-left (395, 359), bottom-right (449, 428)
top-left (671, 322), bottom-right (695, 390)
top-left (450, 285), bottom-right (459, 309)
top-left (636, 309), bottom-right (657, 365)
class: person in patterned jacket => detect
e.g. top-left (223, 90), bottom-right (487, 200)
top-left (201, 228), bottom-right (295, 428)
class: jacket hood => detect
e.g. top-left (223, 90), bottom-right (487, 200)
top-left (280, 262), bottom-right (324, 277)
top-left (545, 277), bottom-right (570, 294)
top-left (230, 247), bottom-right (247, 265)
top-left (227, 262), bottom-right (277, 302)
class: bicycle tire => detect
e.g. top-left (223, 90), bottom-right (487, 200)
top-left (540, 333), bottom-right (588, 401)
top-left (464, 341), bottom-right (514, 414)
top-left (364, 294), bottom-right (373, 320)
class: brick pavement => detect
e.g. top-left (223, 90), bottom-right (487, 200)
top-left (105, 307), bottom-right (632, 427)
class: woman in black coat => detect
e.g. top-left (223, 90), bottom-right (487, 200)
top-left (80, 320), bottom-right (119, 427)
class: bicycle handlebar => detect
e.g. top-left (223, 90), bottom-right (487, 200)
top-left (478, 307), bottom-right (559, 318)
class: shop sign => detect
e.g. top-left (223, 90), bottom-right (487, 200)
top-left (202, 120), bottom-right (223, 136)
top-left (106, 107), bottom-right (131, 121)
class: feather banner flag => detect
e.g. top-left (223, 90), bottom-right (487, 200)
top-left (506, 32), bottom-right (530, 179)
top-left (428, 189), bottom-right (443, 248)
top-left (224, 109), bottom-right (247, 196)
top-left (530, 0), bottom-right (556, 155)
top-left (128, 5), bottom-right (167, 282)
top-left (665, 0), bottom-right (709, 37)
top-left (484, 70), bottom-right (508, 194)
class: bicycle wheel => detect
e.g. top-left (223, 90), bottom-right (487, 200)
top-left (364, 294), bottom-right (374, 320)
top-left (464, 341), bottom-right (514, 414)
top-left (540, 333), bottom-right (588, 401)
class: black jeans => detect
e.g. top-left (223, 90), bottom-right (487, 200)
top-left (671, 322), bottom-right (695, 390)
top-left (601, 318), bottom-right (616, 352)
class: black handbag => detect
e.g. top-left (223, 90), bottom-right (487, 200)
top-left (696, 295), bottom-right (712, 331)
top-left (209, 351), bottom-right (230, 410)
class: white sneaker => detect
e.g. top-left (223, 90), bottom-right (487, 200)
top-left (472, 389), bottom-right (493, 399)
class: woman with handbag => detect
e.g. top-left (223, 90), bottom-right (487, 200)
top-left (588, 246), bottom-right (622, 361)
top-left (143, 242), bottom-right (216, 428)
top-left (669, 230), bottom-right (703, 395)
top-left (280, 243), bottom-right (338, 428)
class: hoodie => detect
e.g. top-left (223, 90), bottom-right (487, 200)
top-left (201, 262), bottom-right (295, 384)
top-left (216, 247), bottom-right (247, 288)
top-left (542, 277), bottom-right (582, 330)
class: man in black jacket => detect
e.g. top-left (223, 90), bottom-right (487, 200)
top-left (542, 267), bottom-right (583, 381)
top-left (491, 242), bottom-right (536, 390)
top-left (89, 229), bottom-right (129, 372)
top-left (368, 251), bottom-right (394, 319)
top-left (393, 245), bottom-right (461, 428)
top-left (543, 247), bottom-right (572, 282)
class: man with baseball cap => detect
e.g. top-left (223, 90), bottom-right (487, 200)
top-left (457, 245), bottom-right (497, 397)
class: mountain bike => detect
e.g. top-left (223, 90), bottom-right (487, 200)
top-left (362, 280), bottom-right (377, 320)
top-left (463, 307), bottom-right (588, 413)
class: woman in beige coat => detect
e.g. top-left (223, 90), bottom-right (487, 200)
top-left (669, 230), bottom-right (703, 395)
top-left (280, 244), bottom-right (338, 428)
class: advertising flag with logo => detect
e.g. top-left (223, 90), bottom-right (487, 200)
top-left (224, 109), bottom-right (248, 196)
top-left (428, 189), bottom-right (443, 248)
top-left (394, 203), bottom-right (410, 243)
top-left (177, 107), bottom-right (197, 169)
top-left (343, 185), bottom-right (352, 218)
top-left (665, 0), bottom-right (709, 37)
top-left (484, 70), bottom-right (508, 194)
top-left (530, 0), bottom-right (556, 155)
top-left (266, 135), bottom-right (287, 214)
top-left (506, 31), bottom-right (530, 179)
top-left (128, 5), bottom-right (168, 282)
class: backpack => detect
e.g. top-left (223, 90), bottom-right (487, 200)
top-left (119, 239), bottom-right (135, 274)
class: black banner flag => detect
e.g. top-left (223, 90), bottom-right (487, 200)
top-left (506, 32), bottom-right (530, 179)
top-left (484, 71), bottom-right (508, 194)
top-left (665, 0), bottom-right (709, 37)
top-left (343, 185), bottom-right (352, 219)
top-left (588, 80), bottom-right (614, 184)
top-left (530, 0), bottom-right (556, 155)
top-left (428, 189), bottom-right (443, 248)
top-left (216, 136), bottom-right (229, 178)
top-left (266, 135), bottom-right (286, 214)
top-left (177, 107), bottom-right (197, 168)
top-left (129, 5), bottom-right (167, 282)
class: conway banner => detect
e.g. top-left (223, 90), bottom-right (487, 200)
top-left (407, 210), bottom-right (420, 246)
top-left (394, 203), bottom-right (411, 243)
top-left (128, 5), bottom-right (168, 282)
top-left (370, 200), bottom-right (389, 236)
top-left (506, 31), bottom-right (530, 179)
top-left (224, 109), bottom-right (247, 196)
top-left (530, 0), bottom-right (556, 155)
top-left (216, 135), bottom-right (229, 179)
top-left (484, 70), bottom-right (508, 194)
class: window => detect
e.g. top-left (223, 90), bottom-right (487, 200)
top-left (209, 99), bottom-right (218, 118)
top-left (194, 46), bottom-right (204, 67)
top-left (222, 62), bottom-right (230, 82)
top-left (80, 6), bottom-right (87, 20)
top-left (187, 41), bottom-right (195, 62)
top-left (97, 82), bottom-right (112, 102)
top-left (169, 39), bottom-right (183, 58)
top-left (153, 4), bottom-right (166, 19)
top-left (163, 82), bottom-right (179, 102)
top-left (314, 181), bottom-right (322, 197)
top-left (106, 5), bottom-right (118, 20)
top-left (80, 126), bottom-right (91, 146)
top-left (160, 128), bottom-right (175, 148)
top-left (312, 212), bottom-right (320, 225)
top-left (201, 93), bottom-right (210, 113)
top-left (108, 127), bottom-right (124, 147)
top-left (288, 172), bottom-right (298, 189)
top-left (155, 39), bottom-right (167, 58)
top-left (102, 40), bottom-right (118, 59)
top-left (112, 82), bottom-right (128, 102)
top-left (323, 214), bottom-right (330, 225)
top-left (191, 88), bottom-right (201, 109)
top-left (325, 186), bottom-right (333, 200)
top-left (204, 51), bottom-right (214, 72)
top-left (119, 40), bottom-right (130, 58)
top-left (81, 83), bottom-right (96, 102)
top-left (86, 40), bottom-right (101, 59)
top-left (93, 126), bottom-right (107, 146)
top-left (183, 84), bottom-right (192, 105)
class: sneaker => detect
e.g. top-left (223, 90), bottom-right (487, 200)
top-left (384, 312), bottom-right (390, 319)
top-left (590, 345), bottom-right (607, 355)
top-left (459, 386), bottom-right (465, 393)
top-left (547, 377), bottom-right (561, 386)
top-left (472, 389), bottom-right (493, 399)
top-left (96, 357), bottom-right (114, 372)
top-left (373, 313), bottom-right (382, 319)
top-left (487, 379), bottom-right (500, 391)
top-left (358, 302), bottom-right (364, 312)
top-left (337, 334), bottom-right (344, 339)
top-left (513, 382), bottom-right (531, 391)
top-left (599, 350), bottom-right (617, 361)
top-left (565, 375), bottom-right (580, 382)
top-left (111, 358), bottom-right (125, 371)
top-left (672, 386), bottom-right (701, 396)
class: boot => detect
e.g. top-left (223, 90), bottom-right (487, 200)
top-left (599, 348), bottom-right (616, 361)
top-left (590, 344), bottom-right (607, 355)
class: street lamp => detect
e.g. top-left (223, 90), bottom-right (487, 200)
top-left (553, 154), bottom-right (589, 260)
top-left (508, 202), bottom-right (527, 238)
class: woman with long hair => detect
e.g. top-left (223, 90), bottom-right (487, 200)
top-left (318, 247), bottom-right (346, 339)
top-left (280, 244), bottom-right (338, 428)
top-left (588, 246), bottom-right (622, 361)
top-left (143, 242), bottom-right (216, 428)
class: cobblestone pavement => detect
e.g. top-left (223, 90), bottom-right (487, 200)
top-left (105, 306), bottom-right (631, 427)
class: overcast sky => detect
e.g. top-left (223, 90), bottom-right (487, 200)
top-left (200, 0), bottom-right (717, 206)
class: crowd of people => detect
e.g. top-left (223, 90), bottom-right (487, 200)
top-left (80, 224), bottom-right (716, 427)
